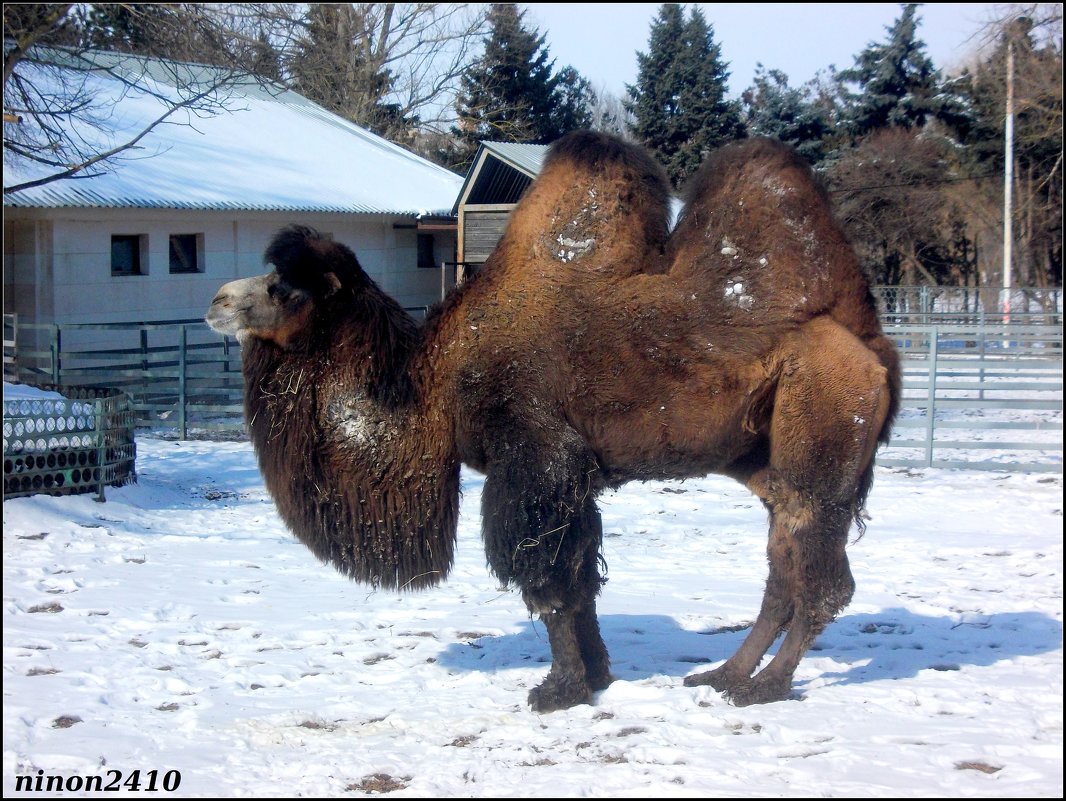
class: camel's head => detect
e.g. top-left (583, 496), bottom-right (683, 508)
top-left (206, 226), bottom-right (367, 349)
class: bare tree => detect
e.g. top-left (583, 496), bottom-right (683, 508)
top-left (359, 4), bottom-right (489, 132)
top-left (274, 3), bottom-right (488, 141)
top-left (589, 85), bottom-right (634, 139)
top-left (828, 128), bottom-right (969, 286)
top-left (958, 3), bottom-right (1062, 291)
top-left (3, 3), bottom-right (278, 195)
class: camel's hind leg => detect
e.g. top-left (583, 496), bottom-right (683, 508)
top-left (721, 501), bottom-right (856, 705)
top-left (687, 318), bottom-right (891, 705)
top-left (683, 551), bottom-right (794, 693)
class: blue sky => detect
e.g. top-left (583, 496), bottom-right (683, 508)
top-left (523, 3), bottom-right (1000, 99)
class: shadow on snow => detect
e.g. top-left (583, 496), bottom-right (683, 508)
top-left (436, 607), bottom-right (1062, 691)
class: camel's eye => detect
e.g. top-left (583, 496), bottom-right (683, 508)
top-left (267, 283), bottom-right (289, 303)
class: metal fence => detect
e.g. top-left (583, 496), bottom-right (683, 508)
top-left (3, 314), bottom-right (16, 382)
top-left (880, 324), bottom-right (1061, 473)
top-left (875, 285), bottom-right (1062, 326)
top-left (5, 318), bottom-right (245, 438)
top-left (3, 384), bottom-right (137, 500)
top-left (3, 304), bottom-right (1062, 473)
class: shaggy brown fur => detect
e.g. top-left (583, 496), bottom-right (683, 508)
top-left (206, 130), bottom-right (900, 712)
top-left (213, 231), bottom-right (458, 590)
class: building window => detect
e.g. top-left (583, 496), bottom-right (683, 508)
top-left (169, 233), bottom-right (203, 274)
top-left (417, 233), bottom-right (435, 269)
top-left (111, 234), bottom-right (146, 276)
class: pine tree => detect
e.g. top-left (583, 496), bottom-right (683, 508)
top-left (837, 3), bottom-right (970, 137)
top-left (549, 65), bottom-right (596, 138)
top-left (741, 66), bottom-right (832, 164)
top-left (289, 4), bottom-right (412, 139)
top-left (453, 4), bottom-right (593, 170)
top-left (626, 4), bottom-right (685, 170)
top-left (626, 4), bottom-right (744, 186)
top-left (81, 4), bottom-right (180, 56)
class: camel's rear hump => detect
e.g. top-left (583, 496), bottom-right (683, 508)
top-left (671, 137), bottom-right (901, 441)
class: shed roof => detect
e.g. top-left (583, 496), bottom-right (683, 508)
top-left (3, 47), bottom-right (463, 216)
top-left (478, 141), bottom-right (550, 177)
top-left (452, 141), bottom-right (550, 213)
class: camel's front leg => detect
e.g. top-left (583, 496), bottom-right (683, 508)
top-left (517, 496), bottom-right (611, 713)
top-left (528, 606), bottom-right (593, 712)
top-left (481, 425), bottom-right (609, 712)
top-left (576, 596), bottom-right (612, 692)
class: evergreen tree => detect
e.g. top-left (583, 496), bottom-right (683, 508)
top-left (837, 3), bottom-right (970, 137)
top-left (549, 65), bottom-right (596, 137)
top-left (289, 4), bottom-right (414, 140)
top-left (626, 4), bottom-right (744, 186)
top-left (741, 66), bottom-right (832, 164)
top-left (453, 4), bottom-right (593, 170)
top-left (626, 4), bottom-right (686, 171)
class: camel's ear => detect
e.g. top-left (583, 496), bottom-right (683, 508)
top-left (323, 272), bottom-right (342, 298)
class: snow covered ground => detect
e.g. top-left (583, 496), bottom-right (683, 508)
top-left (3, 437), bottom-right (1062, 797)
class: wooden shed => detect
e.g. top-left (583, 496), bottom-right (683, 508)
top-left (452, 142), bottom-right (549, 277)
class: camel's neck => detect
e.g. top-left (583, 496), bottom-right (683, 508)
top-left (241, 297), bottom-right (460, 590)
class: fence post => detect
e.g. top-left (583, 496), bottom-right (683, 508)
top-left (978, 322), bottom-right (986, 401)
top-left (50, 324), bottom-right (61, 385)
top-left (924, 327), bottom-right (938, 468)
top-left (140, 328), bottom-right (150, 408)
top-left (93, 395), bottom-right (107, 502)
top-left (178, 325), bottom-right (188, 440)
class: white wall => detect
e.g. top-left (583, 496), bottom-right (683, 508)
top-left (4, 208), bottom-right (457, 326)
top-left (4, 218), bottom-right (55, 322)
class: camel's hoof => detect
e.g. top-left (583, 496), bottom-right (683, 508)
top-left (725, 676), bottom-right (795, 707)
top-left (683, 665), bottom-right (741, 693)
top-left (528, 675), bottom-right (592, 713)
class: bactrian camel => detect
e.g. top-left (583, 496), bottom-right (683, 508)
top-left (206, 131), bottom-right (900, 711)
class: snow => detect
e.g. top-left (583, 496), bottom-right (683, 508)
top-left (3, 60), bottom-right (462, 214)
top-left (3, 383), bottom-right (97, 454)
top-left (2, 383), bottom-right (66, 402)
top-left (724, 280), bottom-right (755, 310)
top-left (3, 437), bottom-right (1062, 797)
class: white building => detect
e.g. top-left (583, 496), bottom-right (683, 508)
top-left (3, 49), bottom-right (463, 342)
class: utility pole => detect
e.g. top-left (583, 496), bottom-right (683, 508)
top-left (1002, 31), bottom-right (1014, 325)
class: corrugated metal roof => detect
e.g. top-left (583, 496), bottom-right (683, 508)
top-left (479, 141), bottom-right (550, 178)
top-left (3, 47), bottom-right (463, 216)
top-left (452, 141), bottom-right (551, 213)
